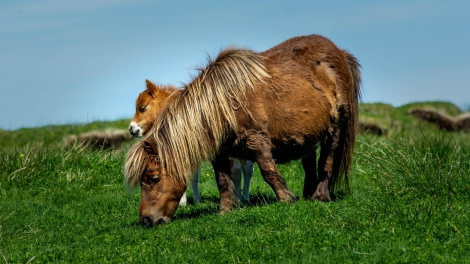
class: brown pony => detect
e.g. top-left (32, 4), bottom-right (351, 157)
top-left (128, 82), bottom-right (179, 138)
top-left (129, 80), bottom-right (254, 203)
top-left (124, 34), bottom-right (361, 227)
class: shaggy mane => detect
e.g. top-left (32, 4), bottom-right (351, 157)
top-left (125, 48), bottom-right (269, 187)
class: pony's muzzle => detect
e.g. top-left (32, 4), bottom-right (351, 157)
top-left (128, 122), bottom-right (142, 138)
top-left (141, 216), bottom-right (153, 228)
top-left (141, 215), bottom-right (168, 228)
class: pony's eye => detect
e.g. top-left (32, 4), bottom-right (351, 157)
top-left (150, 175), bottom-right (160, 183)
top-left (139, 105), bottom-right (147, 113)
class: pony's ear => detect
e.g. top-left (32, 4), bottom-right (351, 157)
top-left (145, 79), bottom-right (159, 96)
top-left (143, 139), bottom-right (157, 155)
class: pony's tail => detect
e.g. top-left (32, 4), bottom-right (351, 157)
top-left (333, 50), bottom-right (362, 194)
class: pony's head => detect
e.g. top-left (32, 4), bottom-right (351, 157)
top-left (129, 80), bottom-right (177, 137)
top-left (124, 138), bottom-right (186, 227)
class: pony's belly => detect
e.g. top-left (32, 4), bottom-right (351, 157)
top-left (226, 130), bottom-right (321, 163)
top-left (270, 137), bottom-right (318, 163)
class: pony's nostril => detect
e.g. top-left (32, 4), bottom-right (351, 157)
top-left (156, 218), bottom-right (166, 225)
top-left (129, 127), bottom-right (140, 137)
top-left (141, 216), bottom-right (153, 228)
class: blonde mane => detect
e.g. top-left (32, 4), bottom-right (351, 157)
top-left (125, 48), bottom-right (269, 187)
top-left (124, 140), bottom-right (148, 187)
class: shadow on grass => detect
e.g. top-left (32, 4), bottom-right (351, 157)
top-left (173, 193), bottom-right (280, 222)
top-left (241, 193), bottom-right (278, 207)
top-left (129, 190), bottom-right (347, 227)
top-left (176, 189), bottom-right (348, 219)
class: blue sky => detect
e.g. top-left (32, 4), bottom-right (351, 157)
top-left (1, 0), bottom-right (469, 130)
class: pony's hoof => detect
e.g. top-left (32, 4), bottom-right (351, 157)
top-left (219, 207), bottom-right (232, 215)
top-left (312, 191), bottom-right (331, 202)
top-left (279, 192), bottom-right (297, 203)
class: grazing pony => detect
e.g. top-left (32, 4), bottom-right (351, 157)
top-left (129, 80), bottom-right (254, 203)
top-left (124, 34), bottom-right (361, 227)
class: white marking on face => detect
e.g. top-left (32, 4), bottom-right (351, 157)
top-left (129, 121), bottom-right (143, 137)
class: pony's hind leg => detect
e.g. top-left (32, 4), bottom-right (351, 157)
top-left (302, 150), bottom-right (318, 199)
top-left (314, 121), bottom-right (343, 202)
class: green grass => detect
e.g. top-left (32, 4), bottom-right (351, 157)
top-left (1, 102), bottom-right (470, 263)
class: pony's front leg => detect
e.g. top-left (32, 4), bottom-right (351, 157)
top-left (212, 155), bottom-right (237, 213)
top-left (257, 158), bottom-right (295, 203)
top-left (191, 169), bottom-right (202, 203)
top-left (230, 159), bottom-right (243, 199)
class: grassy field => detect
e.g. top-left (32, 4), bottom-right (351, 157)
top-left (1, 102), bottom-right (470, 263)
